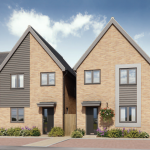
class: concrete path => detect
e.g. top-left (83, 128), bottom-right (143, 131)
top-left (24, 136), bottom-right (70, 147)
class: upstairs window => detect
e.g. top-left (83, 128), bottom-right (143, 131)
top-left (84, 70), bottom-right (101, 84)
top-left (41, 72), bottom-right (55, 86)
top-left (120, 68), bottom-right (136, 84)
top-left (11, 74), bottom-right (24, 88)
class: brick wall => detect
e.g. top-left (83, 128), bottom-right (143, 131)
top-left (76, 25), bottom-right (150, 134)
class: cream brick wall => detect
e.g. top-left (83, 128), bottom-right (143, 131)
top-left (0, 34), bottom-right (63, 133)
top-left (77, 25), bottom-right (150, 134)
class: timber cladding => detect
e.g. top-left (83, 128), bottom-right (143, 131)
top-left (0, 33), bottom-right (30, 107)
top-left (64, 114), bottom-right (76, 136)
top-left (76, 25), bottom-right (150, 134)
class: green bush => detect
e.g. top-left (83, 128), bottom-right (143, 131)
top-left (71, 131), bottom-right (83, 138)
top-left (108, 129), bottom-right (122, 138)
top-left (48, 127), bottom-right (64, 137)
top-left (74, 128), bottom-right (85, 136)
top-left (0, 128), bottom-right (7, 136)
top-left (127, 129), bottom-right (139, 138)
top-left (30, 127), bottom-right (40, 136)
top-left (97, 127), bottom-right (109, 137)
top-left (14, 127), bottom-right (22, 136)
top-left (20, 130), bottom-right (31, 136)
top-left (6, 128), bottom-right (15, 136)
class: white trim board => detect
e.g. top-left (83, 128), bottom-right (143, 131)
top-left (115, 64), bottom-right (141, 127)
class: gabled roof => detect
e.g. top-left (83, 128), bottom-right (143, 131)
top-left (73, 17), bottom-right (150, 71)
top-left (0, 26), bottom-right (76, 76)
top-left (0, 52), bottom-right (9, 65)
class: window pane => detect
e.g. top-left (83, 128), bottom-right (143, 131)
top-left (93, 108), bottom-right (97, 130)
top-left (85, 71), bottom-right (92, 83)
top-left (49, 73), bottom-right (55, 85)
top-left (93, 70), bottom-right (100, 83)
top-left (18, 116), bottom-right (24, 121)
top-left (120, 70), bottom-right (127, 84)
top-left (129, 69), bottom-right (136, 84)
top-left (18, 75), bottom-right (24, 88)
top-left (11, 75), bottom-right (17, 88)
top-left (120, 107), bottom-right (127, 121)
top-left (11, 108), bottom-right (17, 121)
top-left (42, 74), bottom-right (47, 85)
top-left (18, 108), bottom-right (24, 116)
top-left (129, 107), bottom-right (136, 121)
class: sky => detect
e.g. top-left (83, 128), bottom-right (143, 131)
top-left (0, 0), bottom-right (150, 67)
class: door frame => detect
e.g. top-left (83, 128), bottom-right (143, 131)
top-left (86, 106), bottom-right (98, 135)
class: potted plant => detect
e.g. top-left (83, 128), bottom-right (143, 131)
top-left (99, 107), bottom-right (115, 122)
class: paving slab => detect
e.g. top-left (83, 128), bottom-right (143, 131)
top-left (24, 136), bottom-right (70, 147)
top-left (51, 138), bottom-right (150, 149)
top-left (0, 137), bottom-right (48, 146)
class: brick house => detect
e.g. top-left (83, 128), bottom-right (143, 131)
top-left (0, 26), bottom-right (76, 134)
top-left (73, 17), bottom-right (150, 135)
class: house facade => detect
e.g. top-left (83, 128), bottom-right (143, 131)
top-left (73, 18), bottom-right (150, 135)
top-left (0, 26), bottom-right (76, 134)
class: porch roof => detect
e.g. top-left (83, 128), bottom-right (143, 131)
top-left (37, 102), bottom-right (57, 107)
top-left (81, 101), bottom-right (101, 107)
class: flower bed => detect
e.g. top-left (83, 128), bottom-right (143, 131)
top-left (0, 126), bottom-right (40, 136)
top-left (97, 127), bottom-right (149, 138)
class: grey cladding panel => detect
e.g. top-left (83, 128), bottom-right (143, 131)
top-left (0, 34), bottom-right (30, 107)
top-left (119, 85), bottom-right (137, 106)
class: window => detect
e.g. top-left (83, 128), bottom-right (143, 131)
top-left (41, 73), bottom-right (55, 86)
top-left (11, 108), bottom-right (24, 123)
top-left (120, 68), bottom-right (136, 84)
top-left (85, 70), bottom-right (100, 84)
top-left (120, 106), bottom-right (136, 123)
top-left (11, 74), bottom-right (24, 88)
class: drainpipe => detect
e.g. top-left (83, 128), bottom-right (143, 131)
top-left (63, 70), bottom-right (68, 130)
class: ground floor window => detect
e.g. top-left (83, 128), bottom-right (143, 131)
top-left (11, 108), bottom-right (24, 123)
top-left (120, 106), bottom-right (136, 123)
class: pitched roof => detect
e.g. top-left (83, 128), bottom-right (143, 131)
top-left (73, 17), bottom-right (150, 71)
top-left (0, 52), bottom-right (9, 65)
top-left (0, 26), bottom-right (76, 76)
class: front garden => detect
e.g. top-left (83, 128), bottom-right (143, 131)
top-left (0, 126), bottom-right (40, 136)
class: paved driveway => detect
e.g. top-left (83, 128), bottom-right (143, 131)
top-left (50, 139), bottom-right (150, 149)
top-left (0, 137), bottom-right (49, 146)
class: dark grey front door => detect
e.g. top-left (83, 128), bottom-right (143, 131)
top-left (86, 107), bottom-right (98, 135)
top-left (43, 107), bottom-right (54, 134)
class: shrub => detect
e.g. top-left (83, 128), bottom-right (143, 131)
top-left (0, 128), bottom-right (7, 136)
top-left (14, 127), bottom-right (22, 136)
top-left (71, 131), bottom-right (83, 138)
top-left (6, 128), bottom-right (15, 136)
top-left (126, 129), bottom-right (139, 138)
top-left (48, 127), bottom-right (64, 137)
top-left (74, 128), bottom-right (85, 136)
top-left (97, 127), bottom-right (108, 137)
top-left (30, 127), bottom-right (41, 136)
top-left (108, 129), bottom-right (122, 138)
top-left (20, 130), bottom-right (31, 136)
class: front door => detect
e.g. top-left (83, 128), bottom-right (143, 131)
top-left (86, 107), bottom-right (98, 135)
top-left (43, 107), bottom-right (54, 134)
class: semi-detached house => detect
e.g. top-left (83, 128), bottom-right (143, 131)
top-left (0, 26), bottom-right (76, 134)
top-left (1, 17), bottom-right (150, 135)
top-left (73, 17), bottom-right (150, 135)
